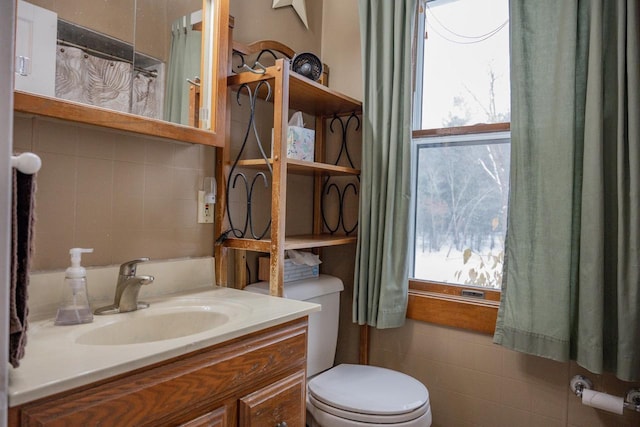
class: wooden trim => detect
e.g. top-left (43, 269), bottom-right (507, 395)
top-left (269, 59), bottom-right (289, 296)
top-left (15, 92), bottom-right (224, 147)
top-left (232, 40), bottom-right (296, 59)
top-left (235, 158), bottom-right (359, 176)
top-left (412, 122), bottom-right (510, 139)
top-left (406, 289), bottom-right (499, 335)
top-left (215, 14), bottom-right (235, 287)
top-left (359, 325), bottom-right (369, 365)
top-left (226, 70), bottom-right (276, 87)
top-left (222, 234), bottom-right (357, 253)
top-left (224, 238), bottom-right (272, 253)
top-left (212, 0), bottom-right (230, 137)
top-left (409, 279), bottom-right (501, 302)
top-left (188, 83), bottom-right (200, 128)
top-left (234, 250), bottom-right (248, 289)
top-left (278, 234), bottom-right (357, 248)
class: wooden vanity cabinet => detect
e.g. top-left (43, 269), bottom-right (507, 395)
top-left (8, 318), bottom-right (308, 427)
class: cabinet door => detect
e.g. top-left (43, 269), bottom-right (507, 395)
top-left (239, 370), bottom-right (306, 427)
top-left (15, 0), bottom-right (57, 97)
top-left (179, 406), bottom-right (227, 427)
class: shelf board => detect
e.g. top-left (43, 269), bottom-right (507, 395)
top-left (227, 67), bottom-right (362, 117)
top-left (223, 234), bottom-right (357, 253)
top-left (14, 91), bottom-right (223, 147)
top-left (235, 158), bottom-right (360, 176)
top-left (288, 72), bottom-right (362, 116)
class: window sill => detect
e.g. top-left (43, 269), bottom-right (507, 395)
top-left (407, 280), bottom-right (499, 335)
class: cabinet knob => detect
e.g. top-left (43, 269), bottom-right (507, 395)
top-left (275, 422), bottom-right (288, 427)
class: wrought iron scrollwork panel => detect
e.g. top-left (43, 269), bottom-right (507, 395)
top-left (232, 49), bottom-right (280, 75)
top-left (225, 81), bottom-right (273, 240)
top-left (321, 113), bottom-right (361, 235)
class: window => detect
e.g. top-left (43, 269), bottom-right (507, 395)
top-left (413, 132), bottom-right (510, 289)
top-left (415, 0), bottom-right (510, 130)
top-left (410, 1), bottom-right (510, 300)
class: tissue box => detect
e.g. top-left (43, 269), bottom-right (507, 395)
top-left (258, 257), bottom-right (319, 282)
top-left (287, 126), bottom-right (315, 162)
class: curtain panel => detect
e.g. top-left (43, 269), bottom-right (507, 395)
top-left (164, 16), bottom-right (201, 126)
top-left (495, 0), bottom-right (639, 381)
top-left (354, 0), bottom-right (417, 329)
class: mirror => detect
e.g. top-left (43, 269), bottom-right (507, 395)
top-left (14, 0), bottom-right (219, 131)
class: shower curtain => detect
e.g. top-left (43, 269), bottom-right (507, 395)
top-left (164, 15), bottom-right (202, 125)
top-left (55, 45), bottom-right (163, 119)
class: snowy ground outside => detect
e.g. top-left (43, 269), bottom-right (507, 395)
top-left (413, 247), bottom-right (503, 290)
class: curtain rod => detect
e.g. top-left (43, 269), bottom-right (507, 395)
top-left (56, 40), bottom-right (159, 78)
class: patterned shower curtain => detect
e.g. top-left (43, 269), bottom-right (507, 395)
top-left (55, 45), bottom-right (163, 119)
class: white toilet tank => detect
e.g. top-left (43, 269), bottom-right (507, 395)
top-left (244, 275), bottom-right (344, 377)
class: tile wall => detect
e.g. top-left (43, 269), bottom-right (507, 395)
top-left (13, 114), bottom-right (216, 271)
top-left (369, 320), bottom-right (640, 427)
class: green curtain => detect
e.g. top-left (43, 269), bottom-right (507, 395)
top-left (163, 15), bottom-right (201, 125)
top-left (354, 0), bottom-right (417, 329)
top-left (494, 0), bottom-right (640, 381)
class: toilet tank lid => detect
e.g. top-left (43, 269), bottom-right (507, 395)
top-left (244, 274), bottom-right (344, 301)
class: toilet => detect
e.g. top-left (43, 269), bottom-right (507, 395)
top-left (245, 275), bottom-right (432, 427)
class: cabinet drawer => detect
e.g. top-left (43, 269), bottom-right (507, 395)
top-left (179, 406), bottom-right (227, 427)
top-left (239, 370), bottom-right (306, 427)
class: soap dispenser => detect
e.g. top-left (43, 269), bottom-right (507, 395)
top-left (54, 248), bottom-right (94, 325)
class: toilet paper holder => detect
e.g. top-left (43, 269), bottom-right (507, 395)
top-left (570, 374), bottom-right (640, 413)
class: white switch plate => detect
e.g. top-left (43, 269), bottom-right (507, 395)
top-left (197, 190), bottom-right (214, 224)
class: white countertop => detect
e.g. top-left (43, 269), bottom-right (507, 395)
top-left (9, 286), bottom-right (319, 406)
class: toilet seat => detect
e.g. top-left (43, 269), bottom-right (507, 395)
top-left (307, 364), bottom-right (430, 425)
top-left (308, 393), bottom-right (431, 424)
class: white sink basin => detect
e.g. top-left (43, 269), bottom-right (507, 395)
top-left (76, 308), bottom-right (231, 345)
top-left (73, 296), bottom-right (253, 346)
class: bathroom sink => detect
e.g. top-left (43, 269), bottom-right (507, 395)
top-left (75, 308), bottom-right (230, 345)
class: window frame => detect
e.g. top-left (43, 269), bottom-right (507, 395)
top-left (408, 1), bottom-right (510, 333)
top-left (408, 124), bottom-right (507, 334)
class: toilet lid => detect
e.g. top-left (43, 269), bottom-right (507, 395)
top-left (308, 364), bottom-right (429, 417)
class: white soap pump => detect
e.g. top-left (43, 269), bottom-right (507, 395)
top-left (54, 248), bottom-right (94, 325)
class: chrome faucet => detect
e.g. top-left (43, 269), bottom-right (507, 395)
top-left (94, 258), bottom-right (154, 315)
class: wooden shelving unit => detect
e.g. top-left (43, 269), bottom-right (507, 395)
top-left (217, 58), bottom-right (362, 296)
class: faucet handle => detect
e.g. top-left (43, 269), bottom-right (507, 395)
top-left (119, 258), bottom-right (150, 276)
